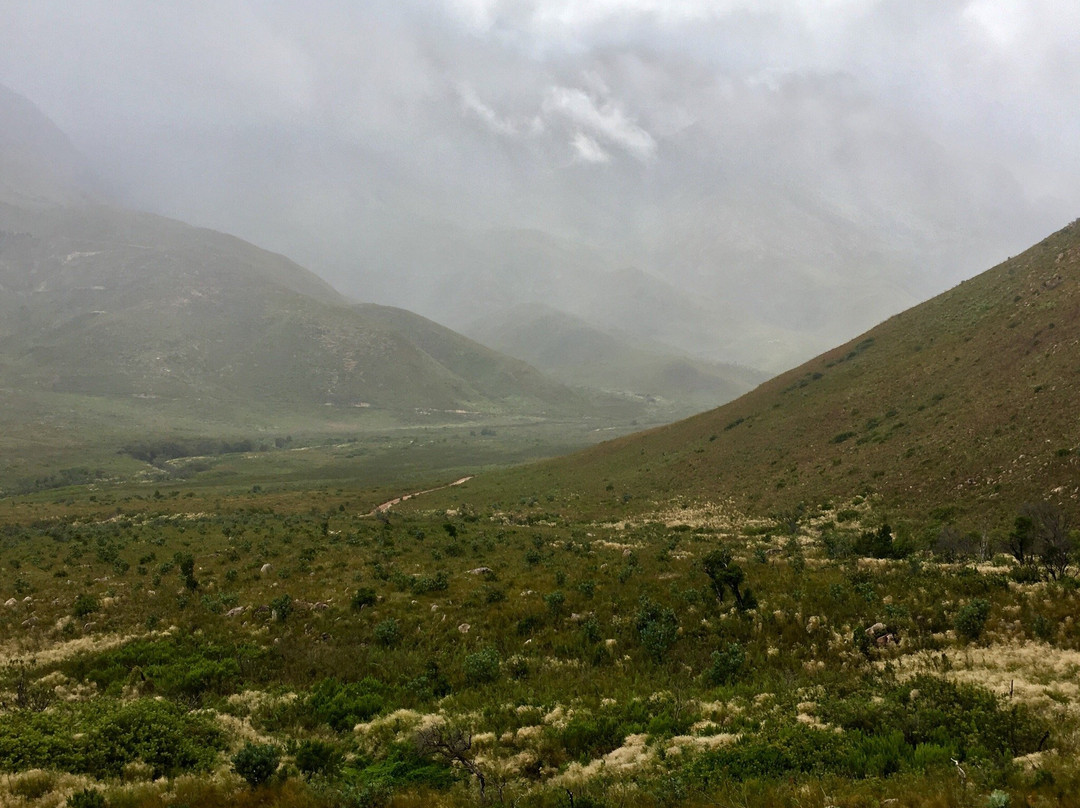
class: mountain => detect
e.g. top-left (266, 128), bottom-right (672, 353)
top-left (0, 203), bottom-right (594, 417)
top-left (0, 84), bottom-right (104, 207)
top-left (464, 303), bottom-right (767, 417)
top-left (0, 86), bottom-right (633, 486)
top-left (459, 219), bottom-right (1080, 532)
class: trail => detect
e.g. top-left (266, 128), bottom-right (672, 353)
top-left (367, 476), bottom-right (474, 516)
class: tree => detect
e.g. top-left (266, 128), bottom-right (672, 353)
top-left (415, 724), bottom-right (486, 800)
top-left (1005, 515), bottom-right (1036, 565)
top-left (1024, 502), bottom-right (1074, 579)
top-left (702, 549), bottom-right (755, 611)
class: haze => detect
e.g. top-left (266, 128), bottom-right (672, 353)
top-left (2, 0), bottom-right (1077, 371)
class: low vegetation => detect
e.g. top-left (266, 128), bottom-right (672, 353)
top-left (1, 477), bottom-right (1079, 807)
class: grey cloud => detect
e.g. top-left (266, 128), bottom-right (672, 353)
top-left (0, 0), bottom-right (1077, 370)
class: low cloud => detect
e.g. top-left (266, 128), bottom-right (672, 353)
top-left (542, 85), bottom-right (656, 161)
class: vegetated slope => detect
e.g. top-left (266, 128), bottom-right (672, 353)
top-left (465, 303), bottom-right (768, 416)
top-left (460, 219), bottom-right (1080, 530)
top-left (0, 203), bottom-right (594, 419)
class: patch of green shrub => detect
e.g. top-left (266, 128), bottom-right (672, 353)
top-left (232, 742), bottom-right (281, 788)
top-left (462, 646), bottom-right (501, 685)
top-left (955, 598), bottom-right (991, 642)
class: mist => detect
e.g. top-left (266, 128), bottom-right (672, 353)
top-left (2, 0), bottom-right (1077, 371)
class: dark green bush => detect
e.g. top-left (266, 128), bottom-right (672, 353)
top-left (374, 618), bottom-right (401, 647)
top-left (635, 596), bottom-right (679, 661)
top-left (462, 646), bottom-right (501, 685)
top-left (351, 587), bottom-right (378, 611)
top-left (232, 742), bottom-right (281, 788)
top-left (67, 789), bottom-right (107, 808)
top-left (706, 642), bottom-right (746, 686)
top-left (295, 738), bottom-right (342, 779)
top-left (307, 678), bottom-right (385, 732)
top-left (73, 594), bottom-right (99, 619)
top-left (0, 698), bottom-right (223, 778)
top-left (955, 598), bottom-right (991, 642)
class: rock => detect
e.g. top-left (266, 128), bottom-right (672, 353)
top-left (313, 601), bottom-right (329, 610)
top-left (4, 598), bottom-right (16, 608)
top-left (458, 622), bottom-right (470, 633)
top-left (260, 563), bottom-right (272, 574)
top-left (468, 567), bottom-right (493, 575)
top-left (225, 606), bottom-right (245, 618)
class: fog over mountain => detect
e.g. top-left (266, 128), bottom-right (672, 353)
top-left (2, 1), bottom-right (1077, 370)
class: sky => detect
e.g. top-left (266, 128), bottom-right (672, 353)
top-left (1, 0), bottom-right (1078, 368)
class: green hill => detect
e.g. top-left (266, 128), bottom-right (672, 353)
top-left (446, 218), bottom-right (1080, 532)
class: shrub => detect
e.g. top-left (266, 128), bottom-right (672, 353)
top-left (270, 593), bottom-right (293, 622)
top-left (232, 742), bottom-right (281, 788)
top-left (374, 618), bottom-right (401, 647)
top-left (307, 678), bottom-right (385, 732)
top-left (955, 599), bottom-right (991, 642)
top-left (73, 594), bottom-right (99, 619)
top-left (635, 596), bottom-right (679, 662)
top-left (706, 642), bottom-right (746, 686)
top-left (351, 587), bottom-right (377, 611)
top-left (295, 738), bottom-right (342, 779)
top-left (67, 789), bottom-right (107, 808)
top-left (462, 646), bottom-right (501, 685)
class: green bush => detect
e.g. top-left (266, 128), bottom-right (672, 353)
top-left (295, 738), bottom-right (343, 779)
top-left (955, 598), bottom-right (991, 642)
top-left (306, 678), bottom-right (385, 732)
top-left (706, 642), bottom-right (746, 686)
top-left (232, 742), bottom-right (281, 788)
top-left (0, 698), bottom-right (223, 778)
top-left (67, 789), bottom-right (107, 808)
top-left (73, 594), bottom-right (99, 619)
top-left (351, 587), bottom-right (378, 611)
top-left (462, 646), bottom-right (501, 685)
top-left (635, 596), bottom-right (679, 662)
top-left (374, 618), bottom-right (401, 647)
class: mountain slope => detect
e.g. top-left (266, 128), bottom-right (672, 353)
top-left (455, 219), bottom-right (1080, 531)
top-left (0, 203), bottom-right (590, 417)
top-left (464, 304), bottom-right (767, 416)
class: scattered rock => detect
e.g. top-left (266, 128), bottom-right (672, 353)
top-left (4, 598), bottom-right (16, 607)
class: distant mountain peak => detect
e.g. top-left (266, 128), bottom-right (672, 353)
top-left (0, 83), bottom-right (105, 208)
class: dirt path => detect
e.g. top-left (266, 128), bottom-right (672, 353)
top-left (367, 476), bottom-right (474, 516)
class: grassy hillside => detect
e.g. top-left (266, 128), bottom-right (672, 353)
top-left (437, 218), bottom-right (1080, 533)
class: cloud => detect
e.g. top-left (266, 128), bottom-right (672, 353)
top-left (458, 84), bottom-right (519, 135)
top-left (542, 86), bottom-right (656, 160)
top-left (571, 132), bottom-right (611, 163)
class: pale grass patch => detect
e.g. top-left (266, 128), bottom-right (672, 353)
top-left (0, 627), bottom-right (171, 668)
top-left (224, 689), bottom-right (297, 715)
top-left (0, 769), bottom-right (94, 808)
top-left (550, 733), bottom-right (653, 785)
top-left (895, 641), bottom-right (1080, 714)
top-left (665, 732), bottom-right (741, 755)
top-left (213, 710), bottom-right (278, 746)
